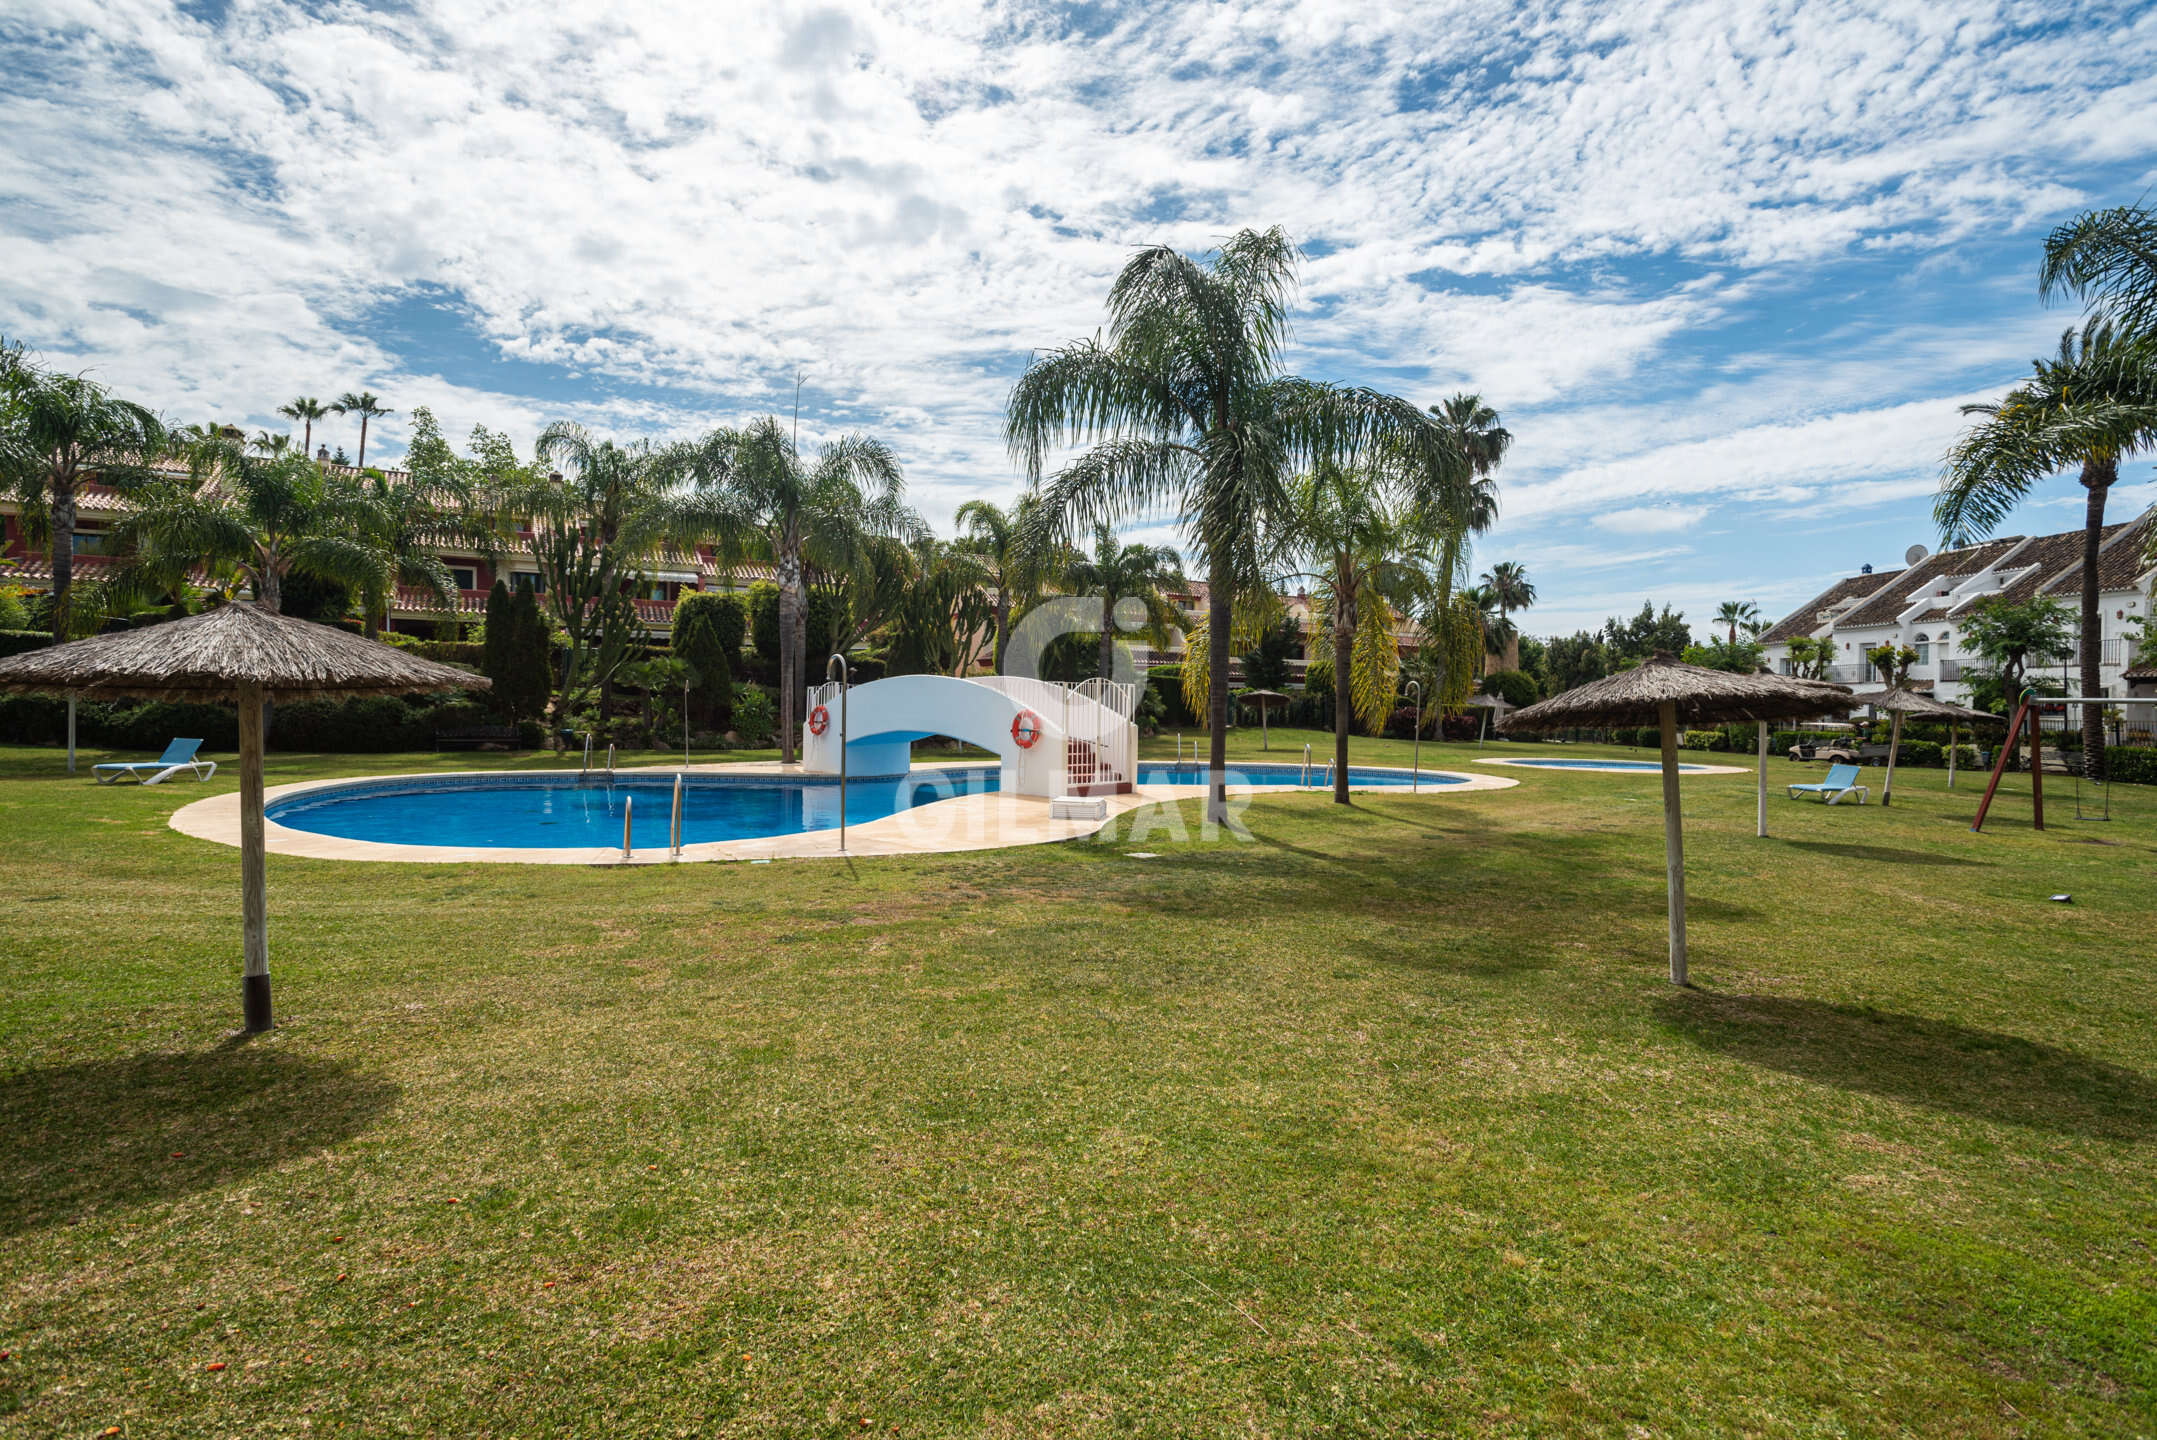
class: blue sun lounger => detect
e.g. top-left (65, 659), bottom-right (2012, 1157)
top-left (1787, 762), bottom-right (1867, 805)
top-left (93, 738), bottom-right (217, 786)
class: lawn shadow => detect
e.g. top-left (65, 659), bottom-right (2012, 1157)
top-left (1659, 991), bottom-right (2157, 1141)
top-left (1779, 840), bottom-right (1992, 868)
top-left (0, 1047), bottom-right (399, 1236)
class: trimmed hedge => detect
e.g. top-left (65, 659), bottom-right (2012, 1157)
top-left (0, 692), bottom-right (531, 753)
top-left (2106, 747), bottom-right (2157, 785)
top-left (0, 629), bottom-right (54, 659)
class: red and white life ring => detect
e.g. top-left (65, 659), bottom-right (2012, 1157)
top-left (1011, 709), bottom-right (1043, 749)
top-left (807, 704), bottom-right (830, 736)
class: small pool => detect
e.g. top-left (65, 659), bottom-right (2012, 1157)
top-left (1486, 758), bottom-right (1716, 772)
top-left (1136, 762), bottom-right (1460, 789)
top-left (268, 767), bottom-right (1002, 850)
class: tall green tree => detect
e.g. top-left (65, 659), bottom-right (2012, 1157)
top-left (1938, 323), bottom-right (2157, 777)
top-left (278, 396), bottom-right (328, 459)
top-left (499, 582), bottom-right (554, 724)
top-left (111, 438), bottom-right (389, 613)
top-left (1284, 465), bottom-right (1423, 803)
top-left (331, 391), bottom-right (393, 470)
top-left (0, 344), bottom-right (167, 638)
top-left (694, 415), bottom-right (918, 764)
top-left (1005, 227), bottom-right (1465, 822)
top-left (954, 495), bottom-right (1055, 674)
top-left (672, 589), bottom-right (742, 724)
top-left (482, 578), bottom-right (514, 697)
top-left (1479, 559), bottom-right (1534, 669)
top-left (517, 423), bottom-right (705, 747)
top-left (1059, 522), bottom-right (1184, 690)
top-left (359, 407), bottom-right (505, 636)
top-left (2041, 204), bottom-right (2157, 340)
top-left (1714, 600), bottom-right (1761, 645)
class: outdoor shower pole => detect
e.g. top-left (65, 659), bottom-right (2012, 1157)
top-left (66, 694), bottom-right (76, 774)
top-left (826, 653), bottom-right (849, 853)
top-left (1405, 680), bottom-right (1422, 790)
top-left (1756, 720), bottom-right (1768, 838)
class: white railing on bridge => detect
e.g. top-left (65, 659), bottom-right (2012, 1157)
top-left (970, 675), bottom-right (1137, 793)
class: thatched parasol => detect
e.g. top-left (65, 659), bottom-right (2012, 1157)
top-left (1499, 653), bottom-right (1852, 984)
top-left (0, 602), bottom-right (488, 1032)
top-left (1852, 685), bottom-right (2008, 796)
top-left (1239, 689), bottom-right (1288, 750)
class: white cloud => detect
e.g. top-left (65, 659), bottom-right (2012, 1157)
top-left (2, 0), bottom-right (2152, 616)
top-left (1595, 504), bottom-right (1712, 536)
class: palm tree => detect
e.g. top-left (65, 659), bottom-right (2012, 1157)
top-left (1006, 227), bottom-right (1464, 822)
top-left (357, 406), bottom-right (507, 636)
top-left (2041, 204), bottom-right (2157, 339)
top-left (331, 391), bottom-right (393, 470)
top-left (1714, 600), bottom-right (1760, 645)
top-left (695, 415), bottom-right (919, 764)
top-left (0, 347), bottom-right (167, 638)
top-left (277, 397), bottom-right (328, 459)
top-left (517, 423), bottom-right (706, 746)
top-left (1429, 393), bottom-right (1510, 521)
top-left (250, 430), bottom-right (292, 457)
top-left (953, 495), bottom-right (1059, 674)
top-left (1059, 522), bottom-right (1184, 687)
top-left (1479, 560), bottom-right (1534, 669)
top-left (1285, 464), bottom-right (1422, 803)
top-left (1938, 323), bottom-right (2157, 778)
top-left (111, 437), bottom-right (390, 613)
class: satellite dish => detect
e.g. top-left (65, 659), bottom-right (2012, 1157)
top-left (1904, 544), bottom-right (1929, 566)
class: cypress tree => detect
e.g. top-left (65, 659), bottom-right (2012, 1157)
top-left (502, 584), bottom-right (552, 723)
top-left (480, 578), bottom-right (513, 709)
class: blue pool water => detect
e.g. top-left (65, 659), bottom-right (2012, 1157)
top-left (1135, 762), bottom-right (1456, 789)
top-left (267, 762), bottom-right (1460, 849)
top-left (268, 767), bottom-right (1003, 850)
top-left (1496, 758), bottom-right (1714, 772)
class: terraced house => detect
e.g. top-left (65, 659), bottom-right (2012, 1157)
top-left (1757, 518), bottom-right (2157, 708)
top-left (0, 457), bottom-right (753, 638)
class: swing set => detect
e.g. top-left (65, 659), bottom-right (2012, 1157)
top-left (1970, 689), bottom-right (2156, 831)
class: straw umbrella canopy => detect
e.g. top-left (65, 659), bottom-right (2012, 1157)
top-left (0, 602), bottom-right (489, 1032)
top-left (1239, 689), bottom-right (1288, 750)
top-left (1499, 653), bottom-right (1851, 985)
top-left (1461, 691), bottom-right (1505, 746)
top-left (1855, 685), bottom-right (2008, 798)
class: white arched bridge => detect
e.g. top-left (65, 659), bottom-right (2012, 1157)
top-left (800, 674), bottom-right (1138, 798)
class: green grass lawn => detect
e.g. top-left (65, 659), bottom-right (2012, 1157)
top-left (1, 730), bottom-right (2151, 1436)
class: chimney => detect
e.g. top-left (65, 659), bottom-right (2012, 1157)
top-left (316, 445), bottom-right (329, 463)
top-left (1860, 563), bottom-right (1873, 574)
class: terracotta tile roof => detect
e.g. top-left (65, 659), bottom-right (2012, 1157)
top-left (1836, 539), bottom-right (2024, 628)
top-left (1758, 569), bottom-right (1900, 645)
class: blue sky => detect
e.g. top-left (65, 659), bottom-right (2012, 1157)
top-left (4, 0), bottom-right (2155, 636)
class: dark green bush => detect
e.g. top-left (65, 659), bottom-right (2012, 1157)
top-left (730, 684), bottom-right (775, 749)
top-left (1480, 669), bottom-right (1539, 708)
top-left (1896, 740), bottom-right (1943, 768)
top-left (2106, 747), bottom-right (2157, 785)
top-left (0, 629), bottom-right (54, 659)
top-left (1680, 729), bottom-right (1728, 752)
top-left (846, 654), bottom-right (887, 683)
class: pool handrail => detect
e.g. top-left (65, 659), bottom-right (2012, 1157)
top-left (826, 653), bottom-right (849, 853)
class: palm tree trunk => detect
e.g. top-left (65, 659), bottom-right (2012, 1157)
top-left (1098, 591), bottom-right (1117, 686)
top-left (303, 418), bottom-right (313, 458)
top-left (48, 469), bottom-right (74, 641)
top-left (2079, 462), bottom-right (2112, 780)
top-left (993, 593), bottom-right (1009, 675)
top-left (778, 554), bottom-right (802, 765)
top-left (1205, 564), bottom-right (1231, 827)
top-left (357, 416), bottom-right (369, 470)
top-left (1333, 595), bottom-right (1354, 806)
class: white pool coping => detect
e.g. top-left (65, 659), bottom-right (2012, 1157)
top-left (1472, 757), bottom-right (1752, 776)
top-left (167, 759), bottom-right (1519, 865)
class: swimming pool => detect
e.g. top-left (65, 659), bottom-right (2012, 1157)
top-left (1479, 758), bottom-right (1718, 773)
top-left (263, 761), bottom-right (1464, 850)
top-left (267, 767), bottom-right (1004, 850)
top-left (1136, 762), bottom-right (1460, 789)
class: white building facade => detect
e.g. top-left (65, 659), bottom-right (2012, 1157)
top-left (1757, 518), bottom-right (2155, 707)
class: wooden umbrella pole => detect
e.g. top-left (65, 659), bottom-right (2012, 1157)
top-left (2028, 694), bottom-right (2044, 831)
top-left (1755, 720), bottom-right (1767, 838)
top-left (1658, 699), bottom-right (1687, 986)
top-left (1947, 721), bottom-right (1957, 789)
top-left (1882, 710), bottom-right (1903, 806)
top-left (238, 680), bottom-right (273, 1032)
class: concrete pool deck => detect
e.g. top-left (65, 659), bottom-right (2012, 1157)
top-left (1472, 757), bottom-right (1751, 776)
top-left (167, 759), bottom-right (1518, 865)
